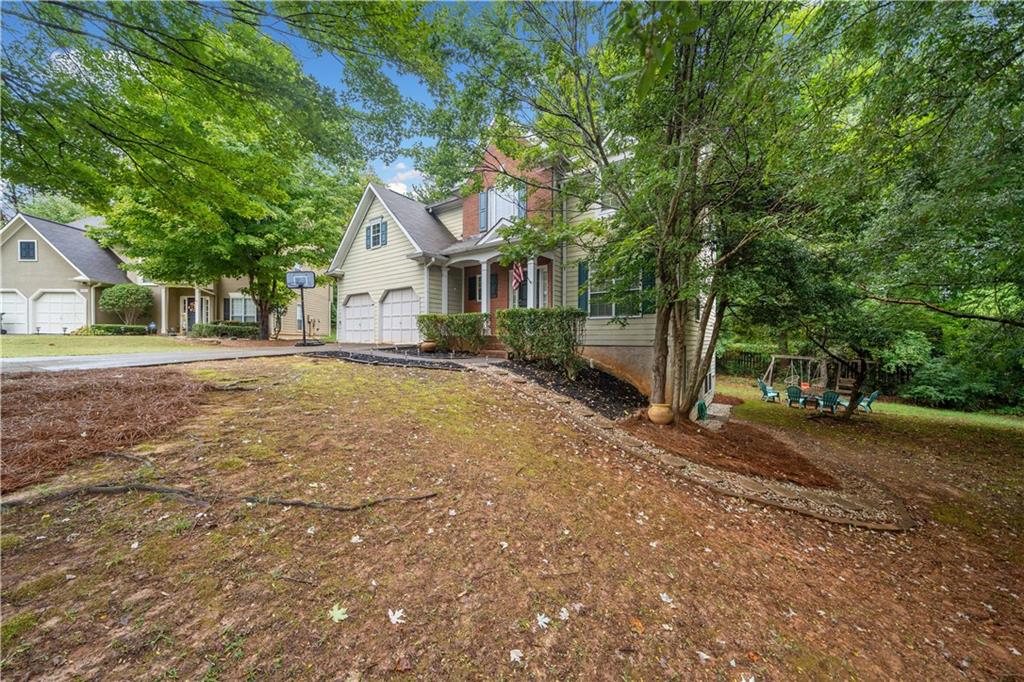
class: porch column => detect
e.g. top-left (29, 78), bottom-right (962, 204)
top-left (441, 267), bottom-right (449, 314)
top-left (480, 259), bottom-right (490, 332)
top-left (160, 287), bottom-right (168, 334)
top-left (193, 286), bottom-right (200, 330)
top-left (422, 264), bottom-right (430, 314)
top-left (526, 257), bottom-right (537, 309)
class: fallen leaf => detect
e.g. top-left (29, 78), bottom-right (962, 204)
top-left (630, 617), bottom-right (645, 635)
top-left (329, 604), bottom-right (349, 623)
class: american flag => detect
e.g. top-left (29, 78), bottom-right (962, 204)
top-left (511, 261), bottom-right (525, 289)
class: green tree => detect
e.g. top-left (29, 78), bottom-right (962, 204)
top-left (98, 283), bottom-right (152, 325)
top-left (19, 192), bottom-right (87, 224)
top-left (422, 2), bottom-right (810, 418)
top-left (98, 162), bottom-right (364, 339)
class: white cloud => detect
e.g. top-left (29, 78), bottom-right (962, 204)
top-left (384, 167), bottom-right (423, 196)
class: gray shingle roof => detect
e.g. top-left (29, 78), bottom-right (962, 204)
top-left (20, 213), bottom-right (129, 284)
top-left (371, 184), bottom-right (456, 255)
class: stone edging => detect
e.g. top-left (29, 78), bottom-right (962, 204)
top-left (476, 366), bottom-right (915, 532)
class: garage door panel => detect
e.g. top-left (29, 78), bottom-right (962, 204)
top-left (35, 292), bottom-right (86, 334)
top-left (381, 288), bottom-right (419, 345)
top-left (342, 293), bottom-right (374, 344)
top-left (0, 293), bottom-right (27, 334)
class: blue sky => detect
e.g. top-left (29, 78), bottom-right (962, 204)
top-left (275, 30), bottom-right (438, 196)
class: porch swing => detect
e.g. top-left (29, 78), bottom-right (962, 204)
top-left (762, 355), bottom-right (833, 394)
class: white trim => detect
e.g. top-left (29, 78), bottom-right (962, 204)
top-left (329, 184), bottom-right (425, 272)
top-left (441, 267), bottom-right (449, 314)
top-left (17, 239), bottom-right (37, 261)
top-left (1, 215), bottom-right (90, 280)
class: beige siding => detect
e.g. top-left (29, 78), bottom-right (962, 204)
top-left (280, 285), bottom-right (330, 339)
top-left (434, 204), bottom-right (464, 239)
top-left (427, 265), bottom-right (443, 313)
top-left (563, 242), bottom-right (656, 347)
top-left (0, 220), bottom-right (86, 296)
top-left (335, 195), bottom-right (425, 341)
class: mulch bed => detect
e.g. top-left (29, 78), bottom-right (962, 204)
top-left (310, 350), bottom-right (467, 371)
top-left (620, 416), bottom-right (839, 489)
top-left (713, 394), bottom-right (744, 406)
top-left (498, 360), bottom-right (648, 419)
top-left (0, 368), bottom-right (206, 492)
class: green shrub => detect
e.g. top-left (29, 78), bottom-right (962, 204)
top-left (496, 307), bottom-right (587, 378)
top-left (416, 313), bottom-right (488, 353)
top-left (71, 324), bottom-right (149, 336)
top-left (899, 358), bottom-right (997, 410)
top-left (189, 322), bottom-right (260, 339)
top-left (98, 283), bottom-right (153, 325)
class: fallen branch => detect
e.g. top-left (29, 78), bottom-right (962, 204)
top-left (241, 492), bottom-right (439, 513)
top-left (1, 482), bottom-right (210, 509)
top-left (101, 452), bottom-right (154, 466)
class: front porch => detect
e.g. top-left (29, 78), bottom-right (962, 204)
top-left (437, 249), bottom-right (559, 334)
top-left (160, 285), bottom-right (216, 335)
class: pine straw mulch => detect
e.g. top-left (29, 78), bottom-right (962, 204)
top-left (1, 368), bottom-right (206, 492)
top-left (619, 412), bottom-right (840, 489)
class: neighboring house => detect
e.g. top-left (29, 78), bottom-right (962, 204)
top-left (0, 213), bottom-right (330, 339)
top-left (328, 147), bottom-right (716, 402)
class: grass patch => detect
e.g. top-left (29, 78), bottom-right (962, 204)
top-left (0, 534), bottom-right (24, 552)
top-left (0, 335), bottom-right (192, 358)
top-left (1, 612), bottom-right (38, 649)
top-left (7, 572), bottom-right (63, 603)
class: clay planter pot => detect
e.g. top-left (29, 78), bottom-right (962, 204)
top-left (420, 341), bottom-right (437, 353)
top-left (647, 403), bottom-right (674, 425)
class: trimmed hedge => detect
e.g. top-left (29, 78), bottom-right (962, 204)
top-left (496, 307), bottom-right (587, 378)
top-left (416, 313), bottom-right (488, 353)
top-left (72, 324), bottom-right (149, 336)
top-left (189, 322), bottom-right (260, 339)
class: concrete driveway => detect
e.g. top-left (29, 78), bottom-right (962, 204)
top-left (0, 343), bottom-right (367, 373)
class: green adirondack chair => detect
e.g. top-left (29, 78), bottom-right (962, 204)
top-left (758, 379), bottom-right (779, 402)
top-left (819, 390), bottom-right (842, 414)
top-left (859, 390), bottom-right (881, 413)
top-left (786, 385), bottom-right (806, 408)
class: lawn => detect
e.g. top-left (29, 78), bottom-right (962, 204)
top-left (1, 358), bottom-right (1022, 679)
top-left (0, 334), bottom-right (191, 358)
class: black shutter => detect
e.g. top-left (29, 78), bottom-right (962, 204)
top-left (467, 275), bottom-right (477, 301)
top-left (223, 299), bottom-right (230, 321)
top-left (577, 262), bottom-right (589, 310)
top-left (641, 268), bottom-right (655, 315)
top-left (489, 272), bottom-right (498, 299)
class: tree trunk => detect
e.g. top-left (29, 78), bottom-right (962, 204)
top-left (841, 355), bottom-right (868, 420)
top-left (256, 300), bottom-right (272, 340)
top-left (650, 301), bottom-right (671, 404)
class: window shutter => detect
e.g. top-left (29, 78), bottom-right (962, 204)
top-left (641, 268), bottom-right (655, 314)
top-left (577, 262), bottom-right (589, 310)
top-left (467, 275), bottom-right (477, 301)
top-left (381, 221), bottom-right (388, 246)
top-left (478, 191), bottom-right (488, 231)
top-left (365, 225), bottom-right (371, 249)
top-left (489, 272), bottom-right (498, 299)
top-left (223, 299), bottom-right (230, 321)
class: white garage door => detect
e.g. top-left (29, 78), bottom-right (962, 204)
top-left (380, 288), bottom-right (420, 345)
top-left (34, 292), bottom-right (86, 334)
top-left (342, 293), bottom-right (374, 344)
top-left (0, 292), bottom-right (28, 334)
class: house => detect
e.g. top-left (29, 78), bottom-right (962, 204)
top-left (0, 213), bottom-right (330, 339)
top-left (328, 147), bottom-right (716, 401)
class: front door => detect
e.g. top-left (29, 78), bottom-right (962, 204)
top-left (182, 297), bottom-right (196, 331)
top-left (509, 264), bottom-right (548, 308)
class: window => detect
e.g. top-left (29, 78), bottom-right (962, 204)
top-left (467, 275), bottom-right (478, 301)
top-left (479, 183), bottom-right (524, 232)
top-left (18, 240), bottom-right (37, 261)
top-left (229, 296), bottom-right (257, 323)
top-left (588, 277), bottom-right (641, 319)
top-left (598, 188), bottom-right (621, 215)
top-left (365, 219), bottom-right (387, 249)
top-left (296, 301), bottom-right (304, 331)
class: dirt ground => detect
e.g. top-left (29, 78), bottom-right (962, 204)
top-left (1, 358), bottom-right (1022, 680)
top-left (619, 413), bottom-right (839, 489)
